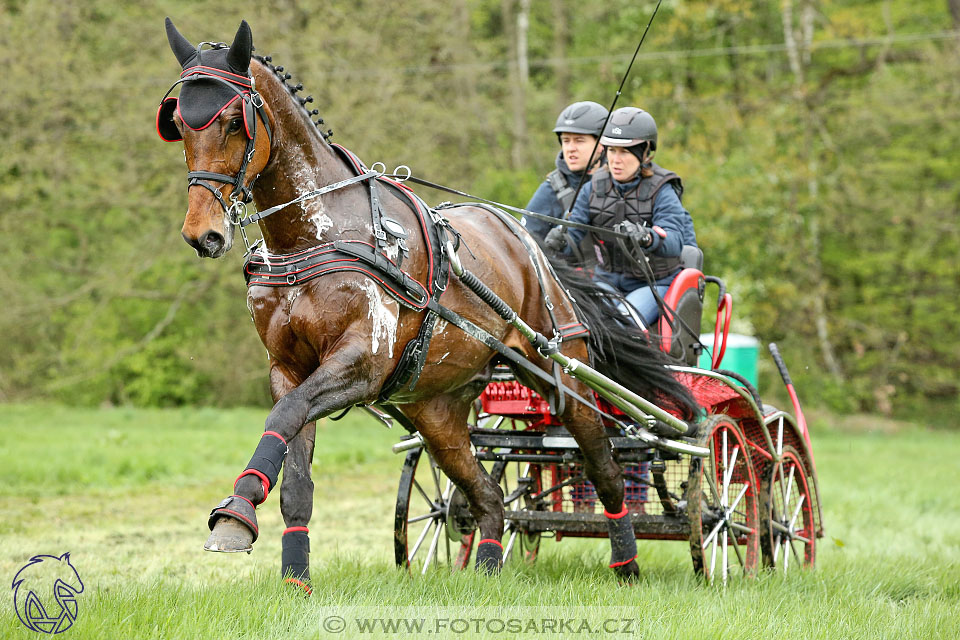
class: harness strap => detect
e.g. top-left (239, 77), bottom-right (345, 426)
top-left (426, 298), bottom-right (623, 426)
top-left (387, 173), bottom-right (632, 240)
top-left (241, 171), bottom-right (380, 227)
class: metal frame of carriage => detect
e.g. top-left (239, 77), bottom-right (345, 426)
top-left (390, 252), bottom-right (824, 583)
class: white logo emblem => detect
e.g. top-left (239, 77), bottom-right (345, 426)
top-left (612, 127), bottom-right (622, 134)
top-left (564, 119), bottom-right (574, 124)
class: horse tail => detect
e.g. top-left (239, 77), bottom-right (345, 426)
top-left (545, 257), bottom-right (700, 421)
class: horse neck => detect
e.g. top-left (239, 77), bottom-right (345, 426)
top-left (249, 65), bottom-right (366, 255)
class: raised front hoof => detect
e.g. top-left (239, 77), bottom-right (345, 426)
top-left (204, 518), bottom-right (254, 553)
top-left (611, 559), bottom-right (640, 582)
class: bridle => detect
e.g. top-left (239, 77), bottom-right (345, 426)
top-left (158, 42), bottom-right (273, 249)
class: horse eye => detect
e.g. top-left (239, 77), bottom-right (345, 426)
top-left (228, 118), bottom-right (243, 133)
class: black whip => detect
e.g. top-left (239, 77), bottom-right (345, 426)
top-left (563, 0), bottom-right (664, 219)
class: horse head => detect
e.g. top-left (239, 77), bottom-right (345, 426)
top-left (159, 18), bottom-right (274, 258)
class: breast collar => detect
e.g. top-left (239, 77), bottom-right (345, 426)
top-left (242, 144), bottom-right (451, 313)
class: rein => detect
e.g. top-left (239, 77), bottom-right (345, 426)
top-left (381, 173), bottom-right (634, 241)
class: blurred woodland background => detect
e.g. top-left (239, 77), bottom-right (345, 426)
top-left (0, 0), bottom-right (957, 421)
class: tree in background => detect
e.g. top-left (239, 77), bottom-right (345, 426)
top-left (0, 0), bottom-right (956, 421)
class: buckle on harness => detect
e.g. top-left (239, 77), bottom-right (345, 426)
top-left (286, 274), bottom-right (297, 285)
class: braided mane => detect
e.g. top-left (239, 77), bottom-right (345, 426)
top-left (253, 53), bottom-right (333, 142)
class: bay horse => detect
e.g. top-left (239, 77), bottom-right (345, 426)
top-left (157, 18), bottom-right (697, 588)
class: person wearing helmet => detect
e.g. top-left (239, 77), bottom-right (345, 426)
top-left (522, 101), bottom-right (608, 241)
top-left (544, 106), bottom-right (697, 327)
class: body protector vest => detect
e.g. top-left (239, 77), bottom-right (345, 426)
top-left (589, 163), bottom-right (684, 280)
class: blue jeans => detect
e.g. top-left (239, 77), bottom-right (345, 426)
top-left (595, 279), bottom-right (671, 327)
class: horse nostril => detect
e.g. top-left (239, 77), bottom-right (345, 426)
top-left (201, 231), bottom-right (225, 255)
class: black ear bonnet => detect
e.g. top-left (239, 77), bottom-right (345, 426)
top-left (157, 19), bottom-right (268, 144)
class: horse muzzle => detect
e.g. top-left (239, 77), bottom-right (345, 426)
top-left (182, 225), bottom-right (234, 258)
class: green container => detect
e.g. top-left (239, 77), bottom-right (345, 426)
top-left (698, 333), bottom-right (760, 389)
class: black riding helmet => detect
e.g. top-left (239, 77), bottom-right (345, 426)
top-left (553, 101), bottom-right (609, 141)
top-left (600, 107), bottom-right (658, 151)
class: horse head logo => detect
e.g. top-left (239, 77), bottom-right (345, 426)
top-left (11, 553), bottom-right (84, 634)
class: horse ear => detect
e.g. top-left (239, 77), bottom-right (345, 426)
top-left (165, 17), bottom-right (195, 68)
top-left (226, 20), bottom-right (253, 74)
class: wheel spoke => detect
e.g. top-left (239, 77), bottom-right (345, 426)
top-left (784, 466), bottom-right (795, 513)
top-left (409, 520), bottom-right (434, 563)
top-left (776, 417), bottom-right (784, 456)
top-left (721, 430), bottom-right (729, 501)
top-left (790, 538), bottom-right (802, 567)
top-left (721, 529), bottom-right (729, 584)
top-left (503, 527), bottom-right (519, 561)
top-left (773, 536), bottom-right (781, 564)
top-left (794, 533), bottom-right (812, 544)
top-left (729, 527), bottom-right (745, 567)
top-left (408, 510), bottom-right (442, 524)
top-left (429, 461), bottom-right (443, 502)
top-left (789, 494), bottom-right (806, 531)
top-left (444, 529), bottom-right (451, 567)
top-left (782, 538), bottom-right (790, 572)
top-left (709, 529), bottom-right (719, 578)
top-left (730, 521), bottom-right (755, 535)
top-left (723, 446), bottom-right (740, 501)
top-left (771, 520), bottom-right (791, 534)
top-left (413, 479), bottom-right (435, 511)
top-left (704, 466), bottom-right (723, 506)
top-left (422, 517), bottom-right (444, 574)
top-left (728, 484), bottom-right (749, 513)
top-left (702, 519), bottom-right (725, 550)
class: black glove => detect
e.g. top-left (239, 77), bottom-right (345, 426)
top-left (544, 226), bottom-right (568, 253)
top-left (616, 221), bottom-right (653, 251)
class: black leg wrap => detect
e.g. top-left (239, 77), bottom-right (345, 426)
top-left (244, 432), bottom-right (288, 492)
top-left (606, 510), bottom-right (638, 569)
top-left (475, 540), bottom-right (503, 575)
top-left (281, 530), bottom-right (311, 582)
top-left (208, 495), bottom-right (259, 542)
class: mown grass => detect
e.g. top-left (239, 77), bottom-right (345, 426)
top-left (1, 404), bottom-right (958, 639)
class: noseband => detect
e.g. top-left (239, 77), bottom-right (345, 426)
top-left (158, 43), bottom-right (273, 248)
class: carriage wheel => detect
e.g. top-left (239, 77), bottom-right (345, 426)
top-left (394, 447), bottom-right (475, 573)
top-left (760, 445), bottom-right (816, 571)
top-left (492, 459), bottom-right (542, 565)
top-left (686, 415), bottom-right (760, 583)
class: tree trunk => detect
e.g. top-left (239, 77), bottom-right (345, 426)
top-left (552, 0), bottom-right (570, 109)
top-left (782, 0), bottom-right (847, 383)
top-left (501, 0), bottom-right (528, 169)
top-left (949, 0), bottom-right (960, 29)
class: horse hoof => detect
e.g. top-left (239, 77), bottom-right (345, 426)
top-left (612, 560), bottom-right (640, 582)
top-left (204, 518), bottom-right (254, 553)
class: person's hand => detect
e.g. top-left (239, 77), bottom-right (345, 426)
top-left (616, 221), bottom-right (653, 249)
top-left (544, 226), bottom-right (568, 253)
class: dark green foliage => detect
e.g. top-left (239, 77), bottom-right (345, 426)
top-left (0, 0), bottom-right (956, 421)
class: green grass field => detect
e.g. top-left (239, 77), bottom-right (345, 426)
top-left (1, 404), bottom-right (958, 639)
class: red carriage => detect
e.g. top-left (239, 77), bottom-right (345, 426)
top-left (393, 255), bottom-right (823, 583)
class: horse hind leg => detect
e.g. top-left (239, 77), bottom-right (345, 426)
top-left (555, 370), bottom-right (640, 580)
top-left (401, 394), bottom-right (505, 574)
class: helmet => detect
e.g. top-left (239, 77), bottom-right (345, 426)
top-left (600, 107), bottom-right (658, 150)
top-left (553, 101), bottom-right (609, 137)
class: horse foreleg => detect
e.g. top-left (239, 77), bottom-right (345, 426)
top-left (558, 377), bottom-right (640, 580)
top-left (402, 394), bottom-right (505, 574)
top-left (205, 348), bottom-right (381, 555)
